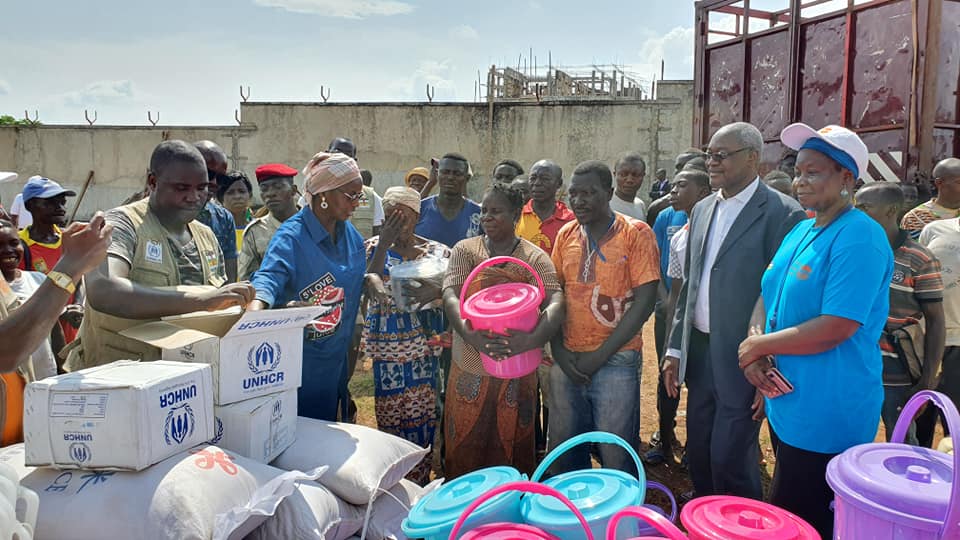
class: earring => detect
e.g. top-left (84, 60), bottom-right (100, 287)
top-left (320, 195), bottom-right (329, 209)
top-left (841, 188), bottom-right (849, 198)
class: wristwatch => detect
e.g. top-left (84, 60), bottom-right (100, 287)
top-left (47, 271), bottom-right (76, 294)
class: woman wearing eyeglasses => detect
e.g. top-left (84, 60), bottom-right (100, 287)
top-left (249, 151), bottom-right (374, 421)
top-left (737, 124), bottom-right (893, 536)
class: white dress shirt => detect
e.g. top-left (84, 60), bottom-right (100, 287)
top-left (693, 177), bottom-right (759, 332)
top-left (666, 178), bottom-right (760, 360)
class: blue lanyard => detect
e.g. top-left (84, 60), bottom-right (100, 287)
top-left (583, 213), bottom-right (616, 263)
top-left (769, 206), bottom-right (852, 330)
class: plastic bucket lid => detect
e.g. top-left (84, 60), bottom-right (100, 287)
top-left (460, 523), bottom-right (561, 540)
top-left (681, 496), bottom-right (819, 540)
top-left (402, 466), bottom-right (523, 539)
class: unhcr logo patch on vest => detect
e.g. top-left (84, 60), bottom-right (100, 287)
top-left (243, 341), bottom-right (285, 390)
top-left (164, 403), bottom-right (196, 445)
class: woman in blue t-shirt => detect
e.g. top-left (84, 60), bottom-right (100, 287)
top-left (737, 123), bottom-right (893, 537)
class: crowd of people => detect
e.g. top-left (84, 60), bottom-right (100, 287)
top-left (1, 122), bottom-right (959, 536)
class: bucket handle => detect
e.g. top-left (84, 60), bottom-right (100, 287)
top-left (530, 431), bottom-right (646, 504)
top-left (891, 390), bottom-right (960, 538)
top-left (458, 256), bottom-right (547, 323)
top-left (448, 480), bottom-right (595, 540)
top-left (644, 481), bottom-right (678, 524)
top-left (606, 506), bottom-right (687, 540)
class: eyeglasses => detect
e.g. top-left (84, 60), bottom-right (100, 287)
top-left (703, 147), bottom-right (751, 162)
top-left (337, 188), bottom-right (365, 202)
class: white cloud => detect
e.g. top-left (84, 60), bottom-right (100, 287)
top-left (623, 26), bottom-right (695, 93)
top-left (449, 24), bottom-right (479, 40)
top-left (387, 59), bottom-right (457, 100)
top-left (252, 0), bottom-right (414, 18)
top-left (0, 80), bottom-right (9, 96)
top-left (63, 80), bottom-right (140, 107)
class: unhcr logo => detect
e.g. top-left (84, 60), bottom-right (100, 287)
top-left (272, 399), bottom-right (283, 420)
top-left (164, 403), bottom-right (196, 445)
top-left (208, 417), bottom-right (224, 445)
top-left (247, 342), bottom-right (282, 374)
top-left (69, 442), bottom-right (91, 464)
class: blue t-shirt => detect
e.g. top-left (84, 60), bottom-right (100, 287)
top-left (415, 195), bottom-right (481, 248)
top-left (762, 209), bottom-right (892, 454)
top-left (197, 201), bottom-right (237, 260)
top-left (652, 207), bottom-right (688, 290)
top-left (251, 207), bottom-right (366, 421)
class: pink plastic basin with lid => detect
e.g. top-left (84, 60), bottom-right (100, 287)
top-left (449, 481), bottom-right (595, 540)
top-left (681, 496), bottom-right (820, 540)
top-left (460, 256), bottom-right (546, 379)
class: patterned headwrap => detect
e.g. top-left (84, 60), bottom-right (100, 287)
top-left (404, 167), bottom-right (431, 187)
top-left (383, 186), bottom-right (422, 214)
top-left (301, 152), bottom-right (362, 208)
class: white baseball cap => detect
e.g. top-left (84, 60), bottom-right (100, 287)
top-left (0, 172), bottom-right (16, 184)
top-left (780, 123), bottom-right (869, 179)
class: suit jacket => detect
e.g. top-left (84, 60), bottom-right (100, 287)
top-left (668, 180), bottom-right (805, 406)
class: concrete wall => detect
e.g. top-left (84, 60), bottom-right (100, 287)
top-left (0, 80), bottom-right (694, 219)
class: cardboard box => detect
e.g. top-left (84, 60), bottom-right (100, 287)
top-left (119, 306), bottom-right (323, 405)
top-left (23, 360), bottom-right (214, 471)
top-left (210, 388), bottom-right (297, 463)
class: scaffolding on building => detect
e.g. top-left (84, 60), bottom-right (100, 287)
top-left (479, 61), bottom-right (659, 103)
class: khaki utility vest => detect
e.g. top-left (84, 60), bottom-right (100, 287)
top-left (65, 199), bottom-right (224, 371)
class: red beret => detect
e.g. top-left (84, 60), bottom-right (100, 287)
top-left (255, 163), bottom-right (298, 183)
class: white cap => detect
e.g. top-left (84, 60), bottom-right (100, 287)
top-left (781, 123), bottom-right (869, 179)
top-left (0, 172), bottom-right (17, 184)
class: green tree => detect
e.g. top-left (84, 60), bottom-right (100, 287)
top-left (0, 115), bottom-right (39, 126)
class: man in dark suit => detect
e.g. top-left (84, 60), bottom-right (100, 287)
top-left (662, 122), bottom-right (805, 499)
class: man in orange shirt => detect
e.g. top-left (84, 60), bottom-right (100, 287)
top-left (18, 176), bottom-right (82, 343)
top-left (548, 160), bottom-right (660, 474)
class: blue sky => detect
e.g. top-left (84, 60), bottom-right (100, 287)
top-left (1, 0), bottom-right (697, 125)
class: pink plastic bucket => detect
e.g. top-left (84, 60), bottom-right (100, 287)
top-left (460, 256), bottom-right (545, 379)
top-left (681, 496), bottom-right (820, 539)
top-left (827, 390), bottom-right (960, 540)
top-left (448, 481), bottom-right (595, 540)
top-left (607, 506), bottom-right (688, 540)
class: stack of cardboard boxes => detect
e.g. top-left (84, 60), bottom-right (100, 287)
top-left (24, 306), bottom-right (321, 470)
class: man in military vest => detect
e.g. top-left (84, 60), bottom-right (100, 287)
top-left (238, 163), bottom-right (299, 281)
top-left (66, 140), bottom-right (256, 370)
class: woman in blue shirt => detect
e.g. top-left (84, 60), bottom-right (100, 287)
top-left (250, 152), bottom-right (372, 421)
top-left (737, 123), bottom-right (892, 537)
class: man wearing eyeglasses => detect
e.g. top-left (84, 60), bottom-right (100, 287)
top-left (661, 122), bottom-right (805, 500)
top-left (194, 140), bottom-right (239, 282)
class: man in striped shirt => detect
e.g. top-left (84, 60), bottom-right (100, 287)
top-left (901, 158), bottom-right (960, 238)
top-left (856, 183), bottom-right (945, 444)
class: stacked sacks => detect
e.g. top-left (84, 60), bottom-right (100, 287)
top-left (15, 359), bottom-right (325, 539)
top-left (250, 417), bottom-right (439, 540)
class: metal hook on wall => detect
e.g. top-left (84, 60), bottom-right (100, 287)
top-left (426, 84), bottom-right (435, 103)
top-left (234, 109), bottom-right (242, 125)
top-left (23, 110), bottom-right (39, 125)
top-left (84, 110), bottom-right (97, 126)
top-left (320, 86), bottom-right (331, 103)
top-left (240, 85), bottom-right (251, 102)
top-left (147, 111), bottom-right (159, 126)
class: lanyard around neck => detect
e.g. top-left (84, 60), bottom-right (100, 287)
top-left (769, 206), bottom-right (853, 330)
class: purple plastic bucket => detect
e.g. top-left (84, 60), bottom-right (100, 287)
top-left (634, 482), bottom-right (678, 537)
top-left (826, 390), bottom-right (960, 539)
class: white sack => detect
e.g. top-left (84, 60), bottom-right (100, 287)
top-left (246, 481), bottom-right (365, 540)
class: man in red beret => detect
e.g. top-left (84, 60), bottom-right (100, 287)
top-left (238, 163), bottom-right (300, 280)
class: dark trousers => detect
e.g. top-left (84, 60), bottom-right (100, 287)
top-left (917, 346), bottom-right (960, 447)
top-left (653, 302), bottom-right (681, 447)
top-left (685, 329), bottom-right (763, 499)
top-left (769, 429), bottom-right (838, 538)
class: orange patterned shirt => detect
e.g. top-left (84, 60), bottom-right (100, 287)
top-left (552, 213), bottom-right (660, 352)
